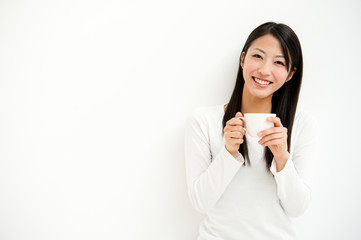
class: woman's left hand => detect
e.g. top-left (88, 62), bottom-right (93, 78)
top-left (257, 117), bottom-right (290, 170)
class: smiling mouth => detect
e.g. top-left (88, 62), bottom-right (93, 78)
top-left (252, 77), bottom-right (273, 85)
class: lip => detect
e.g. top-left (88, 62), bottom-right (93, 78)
top-left (252, 77), bottom-right (272, 88)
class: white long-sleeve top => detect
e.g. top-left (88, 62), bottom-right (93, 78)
top-left (184, 104), bottom-right (318, 240)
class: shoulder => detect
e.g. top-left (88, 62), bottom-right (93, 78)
top-left (185, 104), bottom-right (224, 137)
top-left (293, 108), bottom-right (319, 142)
top-left (187, 104), bottom-right (224, 125)
top-left (294, 109), bottom-right (318, 130)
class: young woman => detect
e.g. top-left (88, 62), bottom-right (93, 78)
top-left (184, 22), bottom-right (318, 240)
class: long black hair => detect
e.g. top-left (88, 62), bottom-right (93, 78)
top-left (222, 22), bottom-right (303, 169)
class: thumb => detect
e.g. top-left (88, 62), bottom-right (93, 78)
top-left (235, 112), bottom-right (243, 118)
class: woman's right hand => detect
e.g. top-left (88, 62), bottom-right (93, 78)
top-left (224, 112), bottom-right (246, 156)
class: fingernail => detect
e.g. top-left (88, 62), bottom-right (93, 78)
top-left (257, 132), bottom-right (262, 137)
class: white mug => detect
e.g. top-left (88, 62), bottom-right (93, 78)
top-left (238, 113), bottom-right (276, 137)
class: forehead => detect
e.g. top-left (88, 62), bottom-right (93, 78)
top-left (248, 34), bottom-right (284, 56)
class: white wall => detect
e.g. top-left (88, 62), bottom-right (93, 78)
top-left (1, 0), bottom-right (360, 239)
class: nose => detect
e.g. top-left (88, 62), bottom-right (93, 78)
top-left (258, 61), bottom-right (271, 76)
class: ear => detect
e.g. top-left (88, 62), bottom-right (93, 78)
top-left (286, 67), bottom-right (296, 82)
top-left (240, 52), bottom-right (245, 69)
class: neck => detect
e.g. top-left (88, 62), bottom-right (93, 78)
top-left (241, 88), bottom-right (272, 113)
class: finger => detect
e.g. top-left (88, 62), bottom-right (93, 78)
top-left (228, 131), bottom-right (244, 139)
top-left (225, 137), bottom-right (243, 146)
top-left (258, 126), bottom-right (287, 138)
top-left (226, 125), bottom-right (246, 135)
top-left (235, 112), bottom-right (243, 118)
top-left (260, 138), bottom-right (284, 147)
top-left (237, 128), bottom-right (246, 136)
top-left (258, 132), bottom-right (286, 145)
top-left (230, 138), bottom-right (244, 144)
top-left (225, 131), bottom-right (244, 140)
top-left (267, 117), bottom-right (283, 127)
top-left (227, 117), bottom-right (244, 126)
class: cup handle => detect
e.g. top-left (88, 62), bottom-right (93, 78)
top-left (237, 117), bottom-right (247, 132)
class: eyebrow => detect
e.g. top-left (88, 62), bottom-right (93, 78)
top-left (253, 48), bottom-right (285, 58)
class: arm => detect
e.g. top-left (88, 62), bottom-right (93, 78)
top-left (270, 113), bottom-right (319, 217)
top-left (184, 109), bottom-right (244, 213)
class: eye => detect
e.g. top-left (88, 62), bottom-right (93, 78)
top-left (252, 54), bottom-right (262, 59)
top-left (275, 61), bottom-right (285, 66)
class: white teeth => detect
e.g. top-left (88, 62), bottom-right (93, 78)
top-left (254, 77), bottom-right (271, 85)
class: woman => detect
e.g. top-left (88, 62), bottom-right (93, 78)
top-left (184, 22), bottom-right (318, 240)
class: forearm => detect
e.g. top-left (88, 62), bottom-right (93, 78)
top-left (274, 152), bottom-right (290, 172)
top-left (187, 146), bottom-right (243, 213)
top-left (271, 158), bottom-right (312, 217)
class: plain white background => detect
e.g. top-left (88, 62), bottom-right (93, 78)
top-left (0, 0), bottom-right (360, 239)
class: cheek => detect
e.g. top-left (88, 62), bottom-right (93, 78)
top-left (243, 59), bottom-right (259, 74)
top-left (273, 69), bottom-right (289, 83)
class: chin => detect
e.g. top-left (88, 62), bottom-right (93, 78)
top-left (250, 90), bottom-right (273, 99)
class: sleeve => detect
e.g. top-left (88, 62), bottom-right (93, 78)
top-left (184, 109), bottom-right (244, 213)
top-left (270, 112), bottom-right (319, 217)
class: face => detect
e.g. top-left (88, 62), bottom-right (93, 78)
top-left (241, 34), bottom-right (295, 100)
